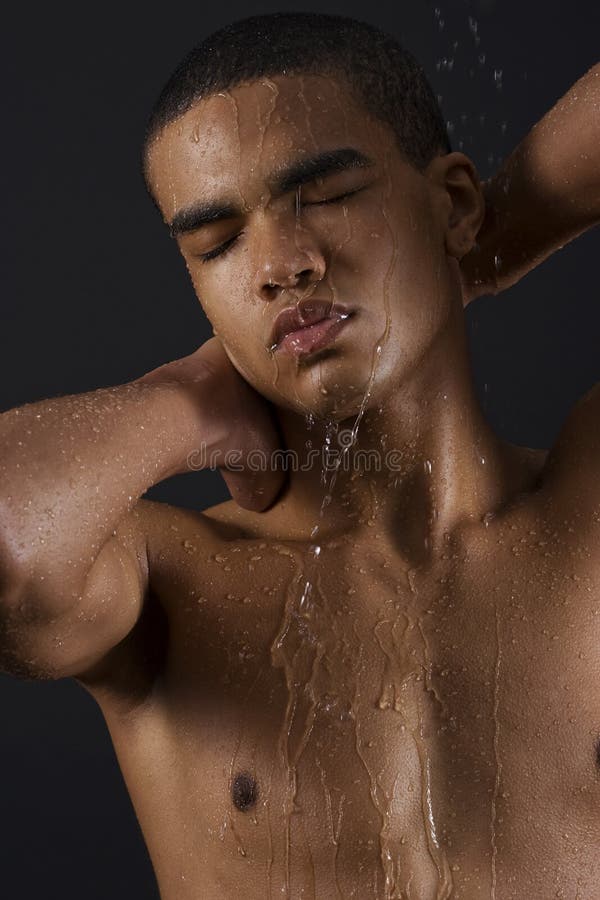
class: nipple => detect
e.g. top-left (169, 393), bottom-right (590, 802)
top-left (232, 771), bottom-right (259, 812)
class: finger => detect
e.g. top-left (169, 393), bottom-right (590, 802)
top-left (220, 465), bottom-right (287, 512)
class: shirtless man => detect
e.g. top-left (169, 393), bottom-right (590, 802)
top-left (1, 11), bottom-right (599, 898)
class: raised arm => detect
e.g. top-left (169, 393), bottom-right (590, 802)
top-left (0, 338), bottom-right (282, 681)
top-left (460, 61), bottom-right (600, 304)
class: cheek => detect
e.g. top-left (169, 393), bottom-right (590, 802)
top-left (186, 254), bottom-right (255, 323)
top-left (359, 202), bottom-right (452, 355)
top-left (191, 286), bottom-right (265, 379)
top-left (185, 263), bottom-right (234, 332)
top-left (347, 221), bottom-right (442, 335)
top-left (347, 189), bottom-right (440, 286)
top-left (380, 202), bottom-right (447, 303)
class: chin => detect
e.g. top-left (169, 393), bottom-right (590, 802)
top-left (254, 334), bottom-right (403, 417)
top-left (272, 365), bottom-right (387, 423)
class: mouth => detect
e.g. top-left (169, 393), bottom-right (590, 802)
top-left (277, 313), bottom-right (354, 359)
top-left (269, 300), bottom-right (355, 359)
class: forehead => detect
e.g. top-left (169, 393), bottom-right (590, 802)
top-left (146, 73), bottom-right (397, 219)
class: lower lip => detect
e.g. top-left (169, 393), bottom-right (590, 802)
top-left (277, 314), bottom-right (353, 358)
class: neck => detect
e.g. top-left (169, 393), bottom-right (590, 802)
top-left (258, 303), bottom-right (537, 564)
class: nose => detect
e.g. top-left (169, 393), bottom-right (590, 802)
top-left (252, 215), bottom-right (327, 302)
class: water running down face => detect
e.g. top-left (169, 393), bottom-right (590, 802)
top-left (145, 72), bottom-right (482, 422)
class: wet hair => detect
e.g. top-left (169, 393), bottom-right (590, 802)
top-left (141, 12), bottom-right (451, 199)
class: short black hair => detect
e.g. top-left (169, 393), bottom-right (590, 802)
top-left (142, 12), bottom-right (451, 198)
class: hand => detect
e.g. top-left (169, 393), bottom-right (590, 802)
top-left (136, 338), bottom-right (287, 512)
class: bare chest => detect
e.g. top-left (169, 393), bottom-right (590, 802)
top-left (114, 518), bottom-right (600, 898)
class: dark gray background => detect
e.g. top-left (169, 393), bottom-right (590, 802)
top-left (2, 1), bottom-right (598, 897)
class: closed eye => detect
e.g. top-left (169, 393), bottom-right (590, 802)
top-left (197, 189), bottom-right (362, 264)
top-left (302, 188), bottom-right (362, 207)
top-left (197, 232), bottom-right (245, 264)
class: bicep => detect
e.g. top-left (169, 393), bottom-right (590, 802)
top-left (0, 506), bottom-right (149, 680)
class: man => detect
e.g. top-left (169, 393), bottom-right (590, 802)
top-left (0, 11), bottom-right (598, 898)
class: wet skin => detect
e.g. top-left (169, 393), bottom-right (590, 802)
top-left (73, 72), bottom-right (600, 898)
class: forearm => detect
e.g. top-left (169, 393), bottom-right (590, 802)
top-left (464, 61), bottom-right (600, 299)
top-left (0, 378), bottom-right (209, 610)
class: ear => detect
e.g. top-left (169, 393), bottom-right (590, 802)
top-left (425, 152), bottom-right (485, 260)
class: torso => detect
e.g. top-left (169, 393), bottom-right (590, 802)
top-left (78, 452), bottom-right (600, 899)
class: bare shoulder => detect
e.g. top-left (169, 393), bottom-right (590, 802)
top-left (138, 495), bottom-right (251, 574)
top-left (536, 381), bottom-right (600, 547)
top-left (75, 497), bottom-right (246, 713)
top-left (137, 495), bottom-right (246, 537)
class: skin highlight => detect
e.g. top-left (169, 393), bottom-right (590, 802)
top-left (1, 60), bottom-right (599, 900)
top-left (145, 73), bottom-right (537, 558)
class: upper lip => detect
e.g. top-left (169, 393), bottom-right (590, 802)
top-left (269, 298), bottom-right (353, 349)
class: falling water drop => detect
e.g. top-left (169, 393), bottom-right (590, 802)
top-left (433, 7), bottom-right (445, 30)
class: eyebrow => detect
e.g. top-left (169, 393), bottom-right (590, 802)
top-left (169, 147), bottom-right (375, 237)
